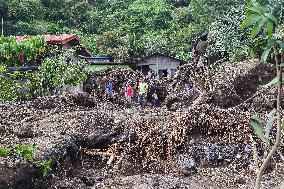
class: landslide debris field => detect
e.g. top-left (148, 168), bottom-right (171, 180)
top-left (1, 60), bottom-right (284, 189)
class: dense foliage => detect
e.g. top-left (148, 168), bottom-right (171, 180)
top-left (0, 36), bottom-right (46, 67)
top-left (28, 56), bottom-right (87, 97)
top-left (0, 48), bottom-right (87, 102)
top-left (0, 144), bottom-right (53, 176)
top-left (3, 0), bottom-right (282, 62)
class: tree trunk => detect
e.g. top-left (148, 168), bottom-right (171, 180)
top-left (254, 50), bottom-right (283, 189)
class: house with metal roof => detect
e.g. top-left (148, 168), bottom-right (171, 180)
top-left (16, 34), bottom-right (91, 65)
top-left (137, 52), bottom-right (182, 80)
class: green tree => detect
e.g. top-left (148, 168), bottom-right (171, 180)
top-left (241, 1), bottom-right (284, 188)
top-left (0, 0), bottom-right (266, 62)
top-left (0, 0), bottom-right (8, 19)
top-left (95, 30), bottom-right (128, 60)
top-left (7, 0), bottom-right (44, 21)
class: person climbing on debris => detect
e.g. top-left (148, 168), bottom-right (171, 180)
top-left (138, 79), bottom-right (148, 108)
top-left (192, 32), bottom-right (208, 65)
top-left (125, 83), bottom-right (133, 107)
top-left (152, 90), bottom-right (159, 110)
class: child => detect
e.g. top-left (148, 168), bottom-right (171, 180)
top-left (125, 84), bottom-right (133, 106)
top-left (152, 90), bottom-right (158, 109)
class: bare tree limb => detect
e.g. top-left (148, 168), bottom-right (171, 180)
top-left (254, 48), bottom-right (283, 189)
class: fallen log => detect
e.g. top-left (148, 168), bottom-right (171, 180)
top-left (84, 149), bottom-right (116, 165)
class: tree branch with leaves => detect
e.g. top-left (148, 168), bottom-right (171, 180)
top-left (241, 1), bottom-right (284, 188)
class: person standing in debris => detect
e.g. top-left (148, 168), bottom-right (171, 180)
top-left (185, 81), bottom-right (193, 92)
top-left (138, 79), bottom-right (148, 107)
top-left (106, 81), bottom-right (114, 103)
top-left (152, 90), bottom-right (158, 110)
top-left (146, 70), bottom-right (154, 80)
top-left (192, 32), bottom-right (208, 65)
top-left (125, 84), bottom-right (133, 107)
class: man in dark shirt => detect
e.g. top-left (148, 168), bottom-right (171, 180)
top-left (192, 33), bottom-right (208, 65)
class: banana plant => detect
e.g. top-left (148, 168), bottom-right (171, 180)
top-left (241, 1), bottom-right (283, 63)
top-left (250, 109), bottom-right (277, 144)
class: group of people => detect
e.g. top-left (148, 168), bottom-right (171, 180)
top-left (104, 78), bottom-right (159, 109)
top-left (101, 33), bottom-right (208, 107)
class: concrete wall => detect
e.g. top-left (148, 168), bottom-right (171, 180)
top-left (62, 84), bottom-right (83, 94)
top-left (137, 54), bottom-right (180, 79)
top-left (62, 43), bottom-right (79, 64)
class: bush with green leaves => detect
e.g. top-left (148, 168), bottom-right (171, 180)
top-left (0, 144), bottom-right (37, 160)
top-left (34, 159), bottom-right (53, 177)
top-left (0, 65), bottom-right (22, 102)
top-left (207, 2), bottom-right (253, 62)
top-left (0, 48), bottom-right (87, 102)
top-left (250, 110), bottom-right (277, 143)
top-left (0, 147), bottom-right (8, 158)
top-left (0, 35), bottom-right (46, 67)
top-left (28, 54), bottom-right (87, 97)
top-left (0, 144), bottom-right (53, 177)
top-left (241, 1), bottom-right (284, 188)
top-left (12, 143), bottom-right (37, 161)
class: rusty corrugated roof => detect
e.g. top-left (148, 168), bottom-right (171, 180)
top-left (16, 34), bottom-right (80, 44)
top-left (16, 34), bottom-right (91, 56)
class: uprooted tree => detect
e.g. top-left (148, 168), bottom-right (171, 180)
top-left (241, 1), bottom-right (284, 188)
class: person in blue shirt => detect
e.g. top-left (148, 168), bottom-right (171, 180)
top-left (152, 90), bottom-right (158, 110)
top-left (185, 81), bottom-right (193, 92)
top-left (106, 81), bottom-right (114, 103)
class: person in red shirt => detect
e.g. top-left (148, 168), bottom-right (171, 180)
top-left (125, 84), bottom-right (133, 107)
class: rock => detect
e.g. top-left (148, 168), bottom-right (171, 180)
top-left (80, 176), bottom-right (96, 186)
top-left (14, 125), bottom-right (35, 138)
top-left (234, 175), bottom-right (247, 185)
top-left (76, 131), bottom-right (120, 149)
top-left (0, 161), bottom-right (37, 189)
top-left (180, 166), bottom-right (197, 177)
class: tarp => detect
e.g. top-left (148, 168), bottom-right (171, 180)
top-left (87, 64), bottom-right (132, 72)
top-left (6, 66), bottom-right (39, 73)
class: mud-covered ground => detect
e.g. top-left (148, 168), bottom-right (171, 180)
top-left (1, 60), bottom-right (284, 189)
top-left (0, 97), bottom-right (283, 189)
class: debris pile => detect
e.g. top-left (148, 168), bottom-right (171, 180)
top-left (163, 62), bottom-right (209, 110)
top-left (0, 59), bottom-right (283, 188)
top-left (93, 104), bottom-right (255, 175)
top-left (83, 65), bottom-right (205, 108)
top-left (83, 68), bottom-right (144, 102)
top-left (209, 60), bottom-right (275, 108)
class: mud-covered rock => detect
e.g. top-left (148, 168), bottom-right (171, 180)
top-left (0, 160), bottom-right (37, 189)
top-left (209, 60), bottom-right (275, 108)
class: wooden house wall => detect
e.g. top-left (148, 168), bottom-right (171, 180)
top-left (137, 54), bottom-right (180, 79)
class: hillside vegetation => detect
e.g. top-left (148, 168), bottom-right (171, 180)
top-left (1, 1), bottom-right (284, 189)
top-left (3, 0), bottom-right (283, 61)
